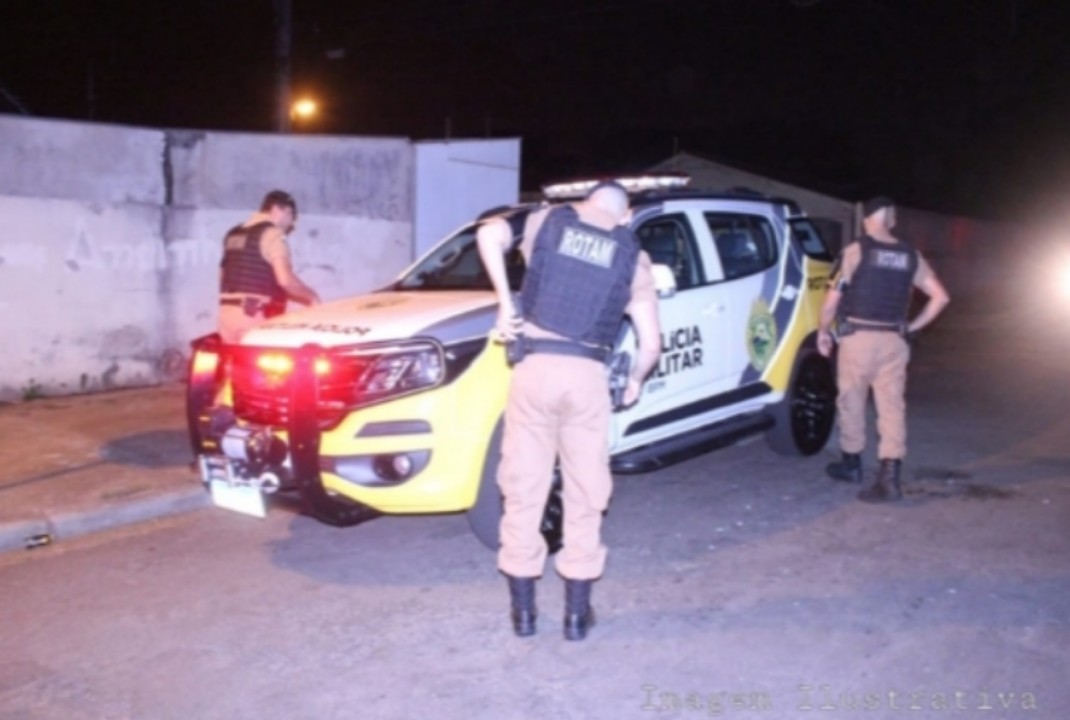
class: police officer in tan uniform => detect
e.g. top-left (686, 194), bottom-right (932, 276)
top-left (817, 196), bottom-right (950, 502)
top-left (477, 182), bottom-right (661, 640)
top-left (218, 190), bottom-right (320, 343)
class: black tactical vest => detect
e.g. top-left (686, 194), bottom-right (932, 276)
top-left (219, 221), bottom-right (287, 303)
top-left (840, 234), bottom-right (918, 324)
top-left (520, 205), bottom-right (639, 348)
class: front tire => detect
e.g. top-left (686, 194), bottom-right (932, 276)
top-left (766, 350), bottom-right (836, 456)
top-left (467, 420), bottom-right (563, 553)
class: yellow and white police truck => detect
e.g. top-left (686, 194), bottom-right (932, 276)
top-left (187, 175), bottom-right (837, 549)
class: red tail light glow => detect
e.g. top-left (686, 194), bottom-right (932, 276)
top-left (191, 350), bottom-right (220, 376)
top-left (255, 352), bottom-right (331, 377)
top-left (256, 353), bottom-right (294, 375)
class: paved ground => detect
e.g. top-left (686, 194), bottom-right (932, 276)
top-left (0, 295), bottom-right (1067, 719)
top-left (0, 385), bottom-right (207, 554)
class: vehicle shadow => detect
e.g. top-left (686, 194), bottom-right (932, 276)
top-left (100, 429), bottom-right (192, 469)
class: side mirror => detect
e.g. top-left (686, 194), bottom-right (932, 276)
top-left (650, 263), bottom-right (677, 299)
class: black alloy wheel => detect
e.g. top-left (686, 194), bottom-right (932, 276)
top-left (766, 351), bottom-right (836, 456)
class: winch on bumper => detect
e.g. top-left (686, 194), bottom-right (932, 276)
top-left (188, 329), bottom-right (496, 524)
top-left (188, 337), bottom-right (384, 526)
top-left (199, 423), bottom-right (290, 517)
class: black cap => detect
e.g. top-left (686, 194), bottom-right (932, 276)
top-left (260, 189), bottom-right (298, 218)
top-left (862, 195), bottom-right (895, 218)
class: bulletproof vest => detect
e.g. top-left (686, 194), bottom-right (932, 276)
top-left (219, 221), bottom-right (287, 303)
top-left (520, 205), bottom-right (639, 348)
top-left (840, 234), bottom-right (918, 324)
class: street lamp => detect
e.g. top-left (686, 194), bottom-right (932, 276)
top-left (292, 98), bottom-right (317, 120)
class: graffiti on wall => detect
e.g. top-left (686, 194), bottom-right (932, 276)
top-left (0, 222), bottom-right (221, 273)
top-left (0, 218), bottom-right (400, 275)
top-left (64, 222), bottom-right (167, 272)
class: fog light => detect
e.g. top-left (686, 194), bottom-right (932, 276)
top-left (373, 453), bottom-right (414, 481)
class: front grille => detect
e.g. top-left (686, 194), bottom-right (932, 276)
top-left (230, 349), bottom-right (292, 426)
top-left (230, 348), bottom-right (373, 429)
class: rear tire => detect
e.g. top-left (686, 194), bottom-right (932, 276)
top-left (467, 420), bottom-right (563, 553)
top-left (766, 350), bottom-right (836, 456)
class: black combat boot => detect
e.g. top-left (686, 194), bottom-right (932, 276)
top-left (506, 575), bottom-right (537, 637)
top-left (826, 452), bottom-right (863, 483)
top-left (563, 579), bottom-right (596, 641)
top-left (858, 459), bottom-right (903, 503)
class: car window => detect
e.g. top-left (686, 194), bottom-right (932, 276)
top-left (397, 224), bottom-right (526, 291)
top-left (635, 214), bottom-right (702, 290)
top-left (704, 213), bottom-right (778, 281)
top-left (788, 218), bottom-right (834, 261)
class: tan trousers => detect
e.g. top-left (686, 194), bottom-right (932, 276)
top-left (836, 331), bottom-right (911, 459)
top-left (497, 353), bottom-right (612, 580)
top-left (218, 303), bottom-right (269, 344)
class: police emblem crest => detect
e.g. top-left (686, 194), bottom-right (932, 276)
top-left (746, 298), bottom-right (778, 371)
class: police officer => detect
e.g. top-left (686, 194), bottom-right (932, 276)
top-left (477, 182), bottom-right (661, 640)
top-left (817, 196), bottom-right (950, 502)
top-left (218, 190), bottom-right (320, 343)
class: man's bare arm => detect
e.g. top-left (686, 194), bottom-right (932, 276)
top-left (270, 255), bottom-right (320, 305)
top-left (816, 288), bottom-right (841, 358)
top-left (622, 298), bottom-right (661, 407)
top-left (908, 275), bottom-right (950, 333)
top-left (476, 217), bottom-right (521, 339)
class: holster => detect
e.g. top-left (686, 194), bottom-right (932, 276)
top-left (263, 299), bottom-right (286, 318)
top-left (608, 351), bottom-right (632, 410)
top-left (239, 297), bottom-right (285, 318)
top-left (505, 335), bottom-right (529, 367)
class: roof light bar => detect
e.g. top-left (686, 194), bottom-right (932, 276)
top-left (541, 173), bottom-right (691, 200)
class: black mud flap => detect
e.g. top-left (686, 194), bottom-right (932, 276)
top-left (288, 344), bottom-right (379, 527)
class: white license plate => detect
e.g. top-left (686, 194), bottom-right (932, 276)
top-left (209, 479), bottom-right (267, 519)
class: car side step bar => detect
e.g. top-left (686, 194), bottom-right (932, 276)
top-left (610, 412), bottom-right (774, 474)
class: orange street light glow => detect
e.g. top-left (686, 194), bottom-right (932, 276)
top-left (292, 99), bottom-right (317, 119)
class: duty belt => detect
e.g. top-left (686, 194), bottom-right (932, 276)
top-left (838, 319), bottom-right (907, 337)
top-left (221, 296), bottom-right (285, 318)
top-left (522, 338), bottom-right (609, 363)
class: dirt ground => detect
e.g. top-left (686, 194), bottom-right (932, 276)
top-left (0, 294), bottom-right (1067, 719)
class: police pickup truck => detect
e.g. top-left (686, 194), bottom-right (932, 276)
top-left (187, 174), bottom-right (837, 549)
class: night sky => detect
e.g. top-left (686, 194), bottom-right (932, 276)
top-left (3, 0), bottom-right (1069, 220)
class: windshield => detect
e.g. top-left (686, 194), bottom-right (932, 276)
top-left (395, 222), bottom-right (528, 291)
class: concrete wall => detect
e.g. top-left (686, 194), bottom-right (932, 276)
top-left (413, 139), bottom-right (520, 258)
top-left (0, 116), bottom-right (414, 401)
top-left (162, 130), bottom-right (414, 358)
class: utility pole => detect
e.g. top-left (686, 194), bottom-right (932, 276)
top-left (274, 0), bottom-right (292, 133)
top-left (87, 62), bottom-right (96, 120)
top-left (0, 81), bottom-right (31, 115)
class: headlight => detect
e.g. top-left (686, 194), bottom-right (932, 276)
top-left (362, 344), bottom-right (444, 400)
